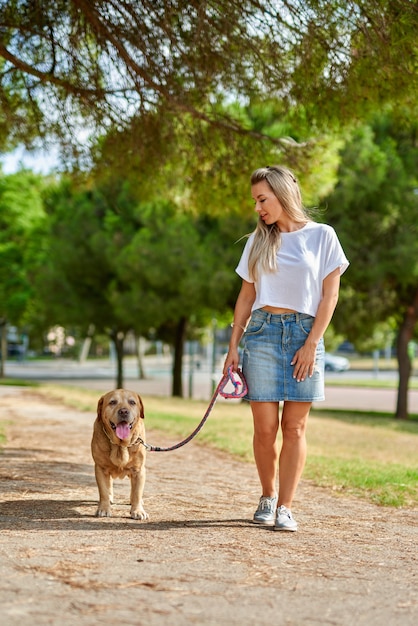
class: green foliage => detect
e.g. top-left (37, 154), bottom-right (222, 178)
top-left (323, 110), bottom-right (418, 340)
top-left (323, 324), bottom-right (345, 353)
top-left (37, 177), bottom-right (246, 343)
top-left (93, 96), bottom-right (344, 228)
top-left (353, 320), bottom-right (396, 354)
top-left (1, 1), bottom-right (417, 162)
top-left (40, 181), bottom-right (117, 332)
top-left (0, 170), bottom-right (46, 324)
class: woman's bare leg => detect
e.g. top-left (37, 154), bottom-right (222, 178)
top-left (278, 401), bottom-right (311, 508)
top-left (251, 401), bottom-right (280, 497)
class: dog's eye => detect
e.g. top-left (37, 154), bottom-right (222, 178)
top-left (128, 399), bottom-right (136, 406)
top-left (109, 399), bottom-right (117, 405)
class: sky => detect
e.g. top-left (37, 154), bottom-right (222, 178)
top-left (0, 145), bottom-right (60, 175)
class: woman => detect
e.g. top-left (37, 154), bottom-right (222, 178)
top-left (223, 165), bottom-right (349, 531)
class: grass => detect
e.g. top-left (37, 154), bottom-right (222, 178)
top-left (0, 378), bottom-right (39, 387)
top-left (3, 382), bottom-right (414, 510)
top-left (307, 408), bottom-right (418, 507)
top-left (306, 457), bottom-right (417, 507)
top-left (346, 356), bottom-right (418, 371)
top-left (325, 376), bottom-right (418, 390)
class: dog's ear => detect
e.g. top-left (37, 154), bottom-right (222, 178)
top-left (136, 394), bottom-right (145, 419)
top-left (97, 396), bottom-right (105, 421)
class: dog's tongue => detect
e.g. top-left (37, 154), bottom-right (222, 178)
top-left (116, 423), bottom-right (131, 440)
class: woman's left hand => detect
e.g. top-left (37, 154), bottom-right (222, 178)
top-left (291, 343), bottom-right (317, 382)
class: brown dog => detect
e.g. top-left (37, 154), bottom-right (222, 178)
top-left (91, 389), bottom-right (148, 520)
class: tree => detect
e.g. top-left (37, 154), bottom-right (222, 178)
top-left (0, 169), bottom-right (45, 375)
top-left (115, 202), bottom-right (248, 395)
top-left (38, 179), bottom-right (144, 387)
top-left (0, 1), bottom-right (417, 162)
top-left (38, 177), bottom-right (248, 393)
top-left (323, 110), bottom-right (418, 418)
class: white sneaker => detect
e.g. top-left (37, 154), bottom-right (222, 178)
top-left (274, 505), bottom-right (298, 531)
top-left (252, 495), bottom-right (278, 526)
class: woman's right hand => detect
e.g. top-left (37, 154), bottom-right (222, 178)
top-left (223, 348), bottom-right (240, 375)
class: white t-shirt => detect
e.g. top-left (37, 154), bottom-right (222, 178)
top-left (235, 222), bottom-right (349, 317)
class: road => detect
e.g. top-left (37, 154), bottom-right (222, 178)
top-left (3, 356), bottom-right (418, 414)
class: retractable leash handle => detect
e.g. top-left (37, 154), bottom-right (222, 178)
top-left (139, 367), bottom-right (247, 452)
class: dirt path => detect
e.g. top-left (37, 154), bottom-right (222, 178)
top-left (0, 385), bottom-right (417, 626)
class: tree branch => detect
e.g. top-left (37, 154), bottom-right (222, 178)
top-left (0, 41), bottom-right (106, 99)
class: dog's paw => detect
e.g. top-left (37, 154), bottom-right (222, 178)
top-left (130, 508), bottom-right (149, 521)
top-left (95, 507), bottom-right (112, 517)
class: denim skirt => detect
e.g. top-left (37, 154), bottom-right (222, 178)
top-left (242, 309), bottom-right (325, 402)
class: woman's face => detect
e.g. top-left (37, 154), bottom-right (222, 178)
top-left (251, 180), bottom-right (284, 226)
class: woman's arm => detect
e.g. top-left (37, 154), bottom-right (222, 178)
top-left (292, 268), bottom-right (341, 382)
top-left (223, 280), bottom-right (256, 374)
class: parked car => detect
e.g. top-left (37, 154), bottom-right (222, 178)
top-left (336, 340), bottom-right (356, 354)
top-left (324, 352), bottom-right (350, 372)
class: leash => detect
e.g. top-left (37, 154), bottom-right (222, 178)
top-left (137, 366), bottom-right (247, 452)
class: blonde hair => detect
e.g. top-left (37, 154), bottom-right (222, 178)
top-left (248, 165), bottom-right (311, 281)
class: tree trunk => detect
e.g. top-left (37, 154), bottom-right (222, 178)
top-left (135, 335), bottom-right (146, 380)
top-left (172, 317), bottom-right (187, 397)
top-left (110, 330), bottom-right (125, 389)
top-left (78, 324), bottom-right (95, 363)
top-left (396, 322), bottom-right (411, 419)
top-left (0, 318), bottom-right (6, 378)
top-left (396, 288), bottom-right (418, 419)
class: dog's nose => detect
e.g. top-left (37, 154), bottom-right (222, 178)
top-left (117, 407), bottom-right (130, 419)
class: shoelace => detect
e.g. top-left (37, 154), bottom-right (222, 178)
top-left (259, 496), bottom-right (276, 511)
top-left (277, 505), bottom-right (292, 518)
